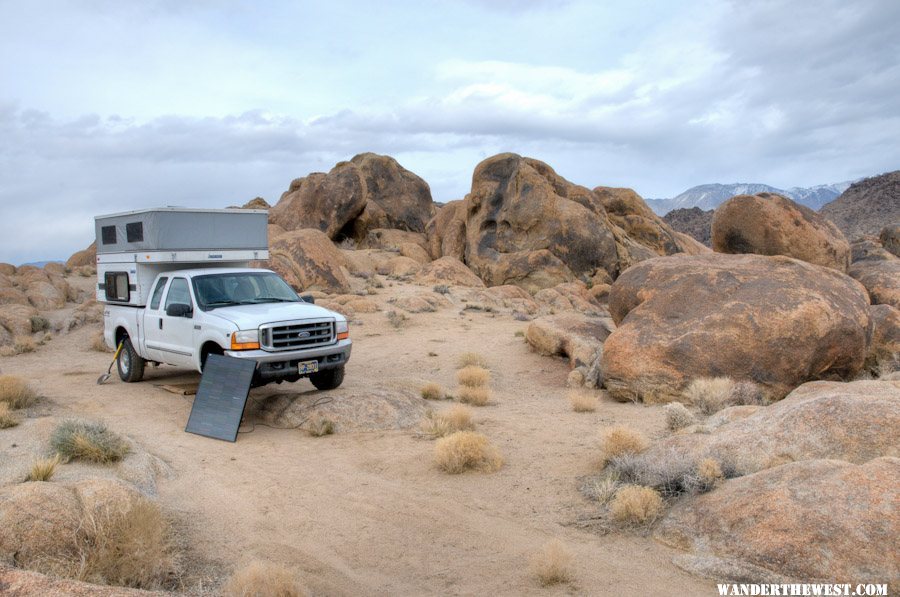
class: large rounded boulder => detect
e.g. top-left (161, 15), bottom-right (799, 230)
top-left (848, 241), bottom-right (900, 310)
top-left (66, 241), bottom-right (96, 268)
top-left (267, 229), bottom-right (351, 294)
top-left (711, 193), bottom-right (851, 271)
top-left (425, 200), bottom-right (466, 261)
top-left (602, 253), bottom-right (872, 403)
top-left (463, 154), bottom-right (620, 291)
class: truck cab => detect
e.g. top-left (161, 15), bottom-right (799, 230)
top-left (95, 207), bottom-right (350, 390)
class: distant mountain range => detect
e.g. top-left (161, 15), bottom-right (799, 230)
top-left (647, 181), bottom-right (855, 215)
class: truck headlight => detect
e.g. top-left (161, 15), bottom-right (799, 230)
top-left (230, 330), bottom-right (260, 350)
top-left (336, 320), bottom-right (349, 341)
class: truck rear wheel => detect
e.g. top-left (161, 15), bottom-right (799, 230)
top-left (309, 365), bottom-right (344, 390)
top-left (117, 337), bottom-right (145, 383)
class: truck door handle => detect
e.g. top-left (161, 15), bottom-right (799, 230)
top-left (159, 318), bottom-right (163, 330)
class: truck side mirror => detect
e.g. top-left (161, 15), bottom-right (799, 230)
top-left (301, 295), bottom-right (315, 304)
top-left (166, 303), bottom-right (193, 317)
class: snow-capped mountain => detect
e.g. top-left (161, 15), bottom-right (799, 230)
top-left (646, 181), bottom-right (854, 215)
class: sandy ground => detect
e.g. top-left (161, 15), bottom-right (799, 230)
top-left (0, 274), bottom-right (715, 596)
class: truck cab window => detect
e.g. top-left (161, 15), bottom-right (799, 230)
top-left (150, 277), bottom-right (168, 310)
top-left (165, 278), bottom-right (192, 310)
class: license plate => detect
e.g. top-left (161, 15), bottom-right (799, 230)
top-left (298, 360), bottom-right (319, 374)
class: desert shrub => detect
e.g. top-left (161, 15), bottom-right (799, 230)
top-left (730, 380), bottom-right (766, 406)
top-left (583, 472), bottom-right (621, 506)
top-left (456, 352), bottom-right (488, 369)
top-left (512, 311), bottom-right (531, 322)
top-left (51, 420), bottom-right (130, 464)
top-left (420, 405), bottom-right (475, 439)
top-left (434, 431), bottom-right (503, 473)
top-left (386, 310), bottom-right (408, 328)
top-left (683, 377), bottom-right (735, 415)
top-left (692, 458), bottom-right (724, 492)
top-left (30, 315), bottom-right (50, 333)
top-left (77, 496), bottom-right (179, 589)
top-left (457, 365), bottom-right (490, 388)
top-left (223, 561), bottom-right (306, 597)
top-left (663, 402), bottom-right (696, 431)
top-left (26, 454), bottom-right (60, 482)
top-left (91, 331), bottom-right (111, 352)
top-left (599, 425), bottom-right (649, 465)
top-left (610, 485), bottom-right (663, 526)
top-left (609, 448), bottom-right (727, 496)
top-left (338, 237), bottom-right (357, 250)
top-left (568, 390), bottom-right (598, 412)
top-left (307, 417), bottom-right (335, 437)
top-left (2, 335), bottom-right (38, 356)
top-left (0, 375), bottom-right (38, 409)
top-left (0, 403), bottom-right (19, 428)
top-left (420, 382), bottom-right (445, 401)
top-left (457, 386), bottom-right (491, 406)
top-left (514, 330), bottom-right (525, 337)
top-left (530, 539), bottom-right (573, 586)
top-left (433, 284), bottom-right (450, 295)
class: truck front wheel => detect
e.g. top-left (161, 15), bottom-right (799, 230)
top-left (309, 365), bottom-right (344, 390)
top-left (117, 337), bottom-right (146, 383)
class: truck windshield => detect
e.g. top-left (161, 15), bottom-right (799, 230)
top-left (192, 272), bottom-right (300, 311)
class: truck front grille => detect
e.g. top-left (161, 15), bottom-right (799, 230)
top-left (260, 319), bottom-right (334, 351)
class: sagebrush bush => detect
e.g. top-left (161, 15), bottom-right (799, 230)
top-left (599, 425), bottom-right (649, 465)
top-left (421, 405), bottom-right (475, 438)
top-left (457, 386), bottom-right (491, 406)
top-left (457, 365), bottom-right (490, 388)
top-left (730, 380), bottom-right (766, 406)
top-left (610, 485), bottom-right (663, 526)
top-left (609, 448), bottom-right (728, 496)
top-left (0, 375), bottom-right (38, 409)
top-left (663, 402), bottom-right (696, 431)
top-left (0, 335), bottom-right (37, 356)
top-left (0, 403), bottom-right (19, 428)
top-left (530, 539), bottom-right (573, 586)
top-left (30, 315), bottom-right (50, 333)
top-left (568, 390), bottom-right (598, 412)
top-left (76, 496), bottom-right (179, 589)
top-left (420, 382), bottom-right (445, 401)
top-left (694, 457), bottom-right (724, 492)
top-left (433, 284), bottom-right (450, 295)
top-left (386, 310), bottom-right (408, 328)
top-left (223, 561), bottom-right (307, 597)
top-left (26, 454), bottom-right (60, 482)
top-left (434, 431), bottom-right (503, 473)
top-left (51, 420), bottom-right (130, 463)
top-left (457, 352), bottom-right (488, 369)
top-left (683, 377), bottom-right (735, 415)
top-left (307, 417), bottom-right (335, 437)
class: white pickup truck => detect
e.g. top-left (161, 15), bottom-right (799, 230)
top-left (104, 267), bottom-right (351, 388)
top-left (95, 207), bottom-right (351, 389)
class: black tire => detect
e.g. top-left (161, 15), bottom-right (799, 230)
top-left (309, 365), bottom-right (344, 390)
top-left (117, 336), bottom-right (145, 383)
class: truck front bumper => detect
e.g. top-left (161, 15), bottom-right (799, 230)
top-left (224, 339), bottom-right (352, 384)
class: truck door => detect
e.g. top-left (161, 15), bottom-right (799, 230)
top-left (150, 276), bottom-right (196, 369)
top-left (142, 276), bottom-right (169, 363)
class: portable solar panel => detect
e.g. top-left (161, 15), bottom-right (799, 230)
top-left (185, 354), bottom-right (257, 442)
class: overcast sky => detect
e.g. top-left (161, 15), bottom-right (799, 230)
top-left (1, 0), bottom-right (898, 264)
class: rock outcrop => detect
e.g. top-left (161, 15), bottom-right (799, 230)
top-left (415, 257), bottom-right (485, 288)
top-left (867, 305), bottom-right (900, 373)
top-left (526, 312), bottom-right (615, 373)
top-left (267, 229), bottom-right (351, 294)
top-left (425, 200), bottom-right (466, 261)
top-left (602, 254), bottom-right (872, 403)
top-left (269, 153), bottom-right (434, 242)
top-left (881, 223), bottom-right (900, 258)
top-left (66, 242), bottom-right (96, 269)
top-left (711, 193), bottom-right (851, 271)
top-left (663, 207), bottom-right (714, 247)
top-left (820, 170), bottom-right (900, 239)
top-left (656, 457), bottom-right (899, 583)
top-left (848, 239), bottom-right (900, 310)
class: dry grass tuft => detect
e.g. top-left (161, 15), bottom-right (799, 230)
top-left (457, 365), bottom-right (490, 388)
top-left (26, 454), bottom-right (60, 482)
top-left (599, 425), bottom-right (649, 465)
top-left (420, 405), bottom-right (475, 438)
top-left (0, 375), bottom-right (38, 409)
top-left (0, 402), bottom-right (20, 428)
top-left (663, 402), bottom-right (696, 431)
top-left (307, 417), bottom-right (335, 437)
top-left (50, 420), bottom-right (130, 464)
top-left (223, 561), bottom-right (307, 597)
top-left (694, 457), bottom-right (724, 491)
top-left (434, 431), bottom-right (503, 473)
top-left (386, 310), bottom-right (408, 328)
top-left (76, 495), bottom-right (179, 589)
top-left (91, 331), bottom-right (112, 353)
top-left (420, 382), bottom-right (445, 401)
top-left (568, 390), bottom-right (598, 412)
top-left (584, 473), bottom-right (622, 506)
top-left (457, 386), bottom-right (491, 406)
top-left (529, 539), bottom-right (573, 586)
top-left (457, 352), bottom-right (488, 369)
top-left (684, 377), bottom-right (735, 415)
top-left (610, 485), bottom-right (663, 526)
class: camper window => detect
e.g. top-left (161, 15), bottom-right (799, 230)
top-left (101, 226), bottom-right (117, 245)
top-left (126, 222), bottom-right (144, 243)
top-left (104, 272), bottom-right (130, 302)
